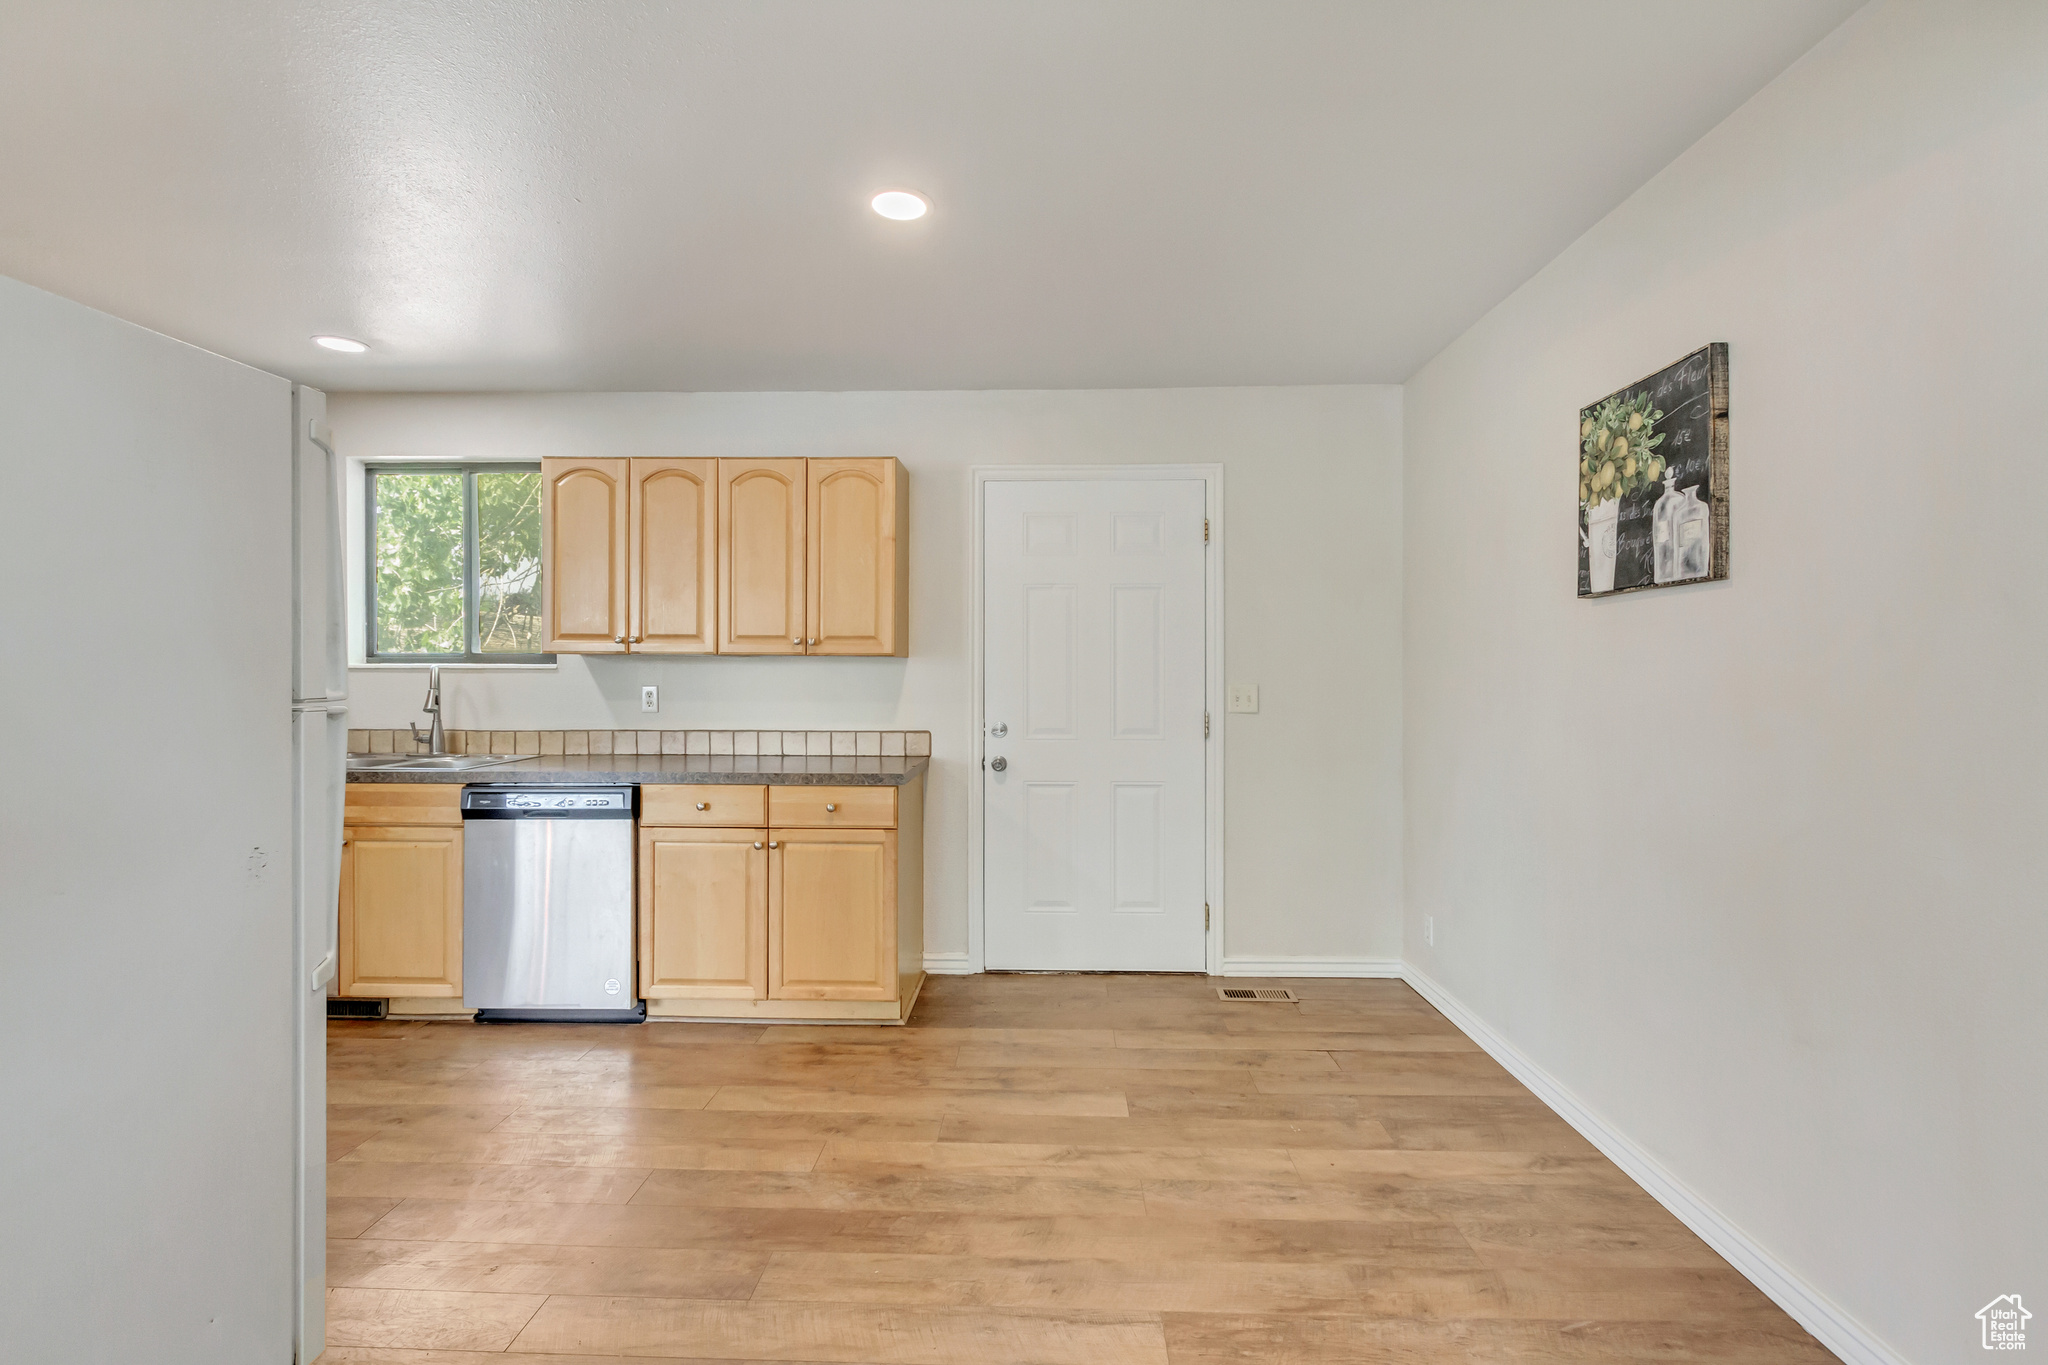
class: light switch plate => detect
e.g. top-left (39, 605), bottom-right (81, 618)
top-left (1227, 684), bottom-right (1259, 713)
top-left (641, 685), bottom-right (659, 713)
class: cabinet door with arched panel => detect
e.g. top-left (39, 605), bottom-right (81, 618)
top-left (541, 457), bottom-right (629, 653)
top-left (807, 457), bottom-right (906, 656)
top-left (719, 458), bottom-right (807, 655)
top-left (630, 458), bottom-right (717, 653)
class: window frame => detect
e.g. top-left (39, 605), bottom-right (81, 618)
top-left (363, 461), bottom-right (553, 665)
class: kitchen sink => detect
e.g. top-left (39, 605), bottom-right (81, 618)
top-left (347, 753), bottom-right (528, 771)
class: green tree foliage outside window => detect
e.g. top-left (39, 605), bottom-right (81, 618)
top-left (475, 470), bottom-right (543, 653)
top-left (369, 466), bottom-right (546, 659)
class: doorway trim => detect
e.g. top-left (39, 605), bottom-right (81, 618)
top-left (962, 464), bottom-right (1225, 977)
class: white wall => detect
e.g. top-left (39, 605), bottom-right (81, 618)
top-left (330, 385), bottom-right (1404, 968)
top-left (1402, 5), bottom-right (2046, 1362)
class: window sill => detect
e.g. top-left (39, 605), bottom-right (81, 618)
top-left (350, 662), bottom-right (559, 672)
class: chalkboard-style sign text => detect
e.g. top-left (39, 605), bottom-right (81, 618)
top-left (1578, 343), bottom-right (1729, 598)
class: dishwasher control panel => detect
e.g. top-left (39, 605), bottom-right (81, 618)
top-left (461, 785), bottom-right (635, 818)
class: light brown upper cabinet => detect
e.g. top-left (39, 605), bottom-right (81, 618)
top-left (550, 455), bottom-right (907, 656)
top-left (542, 457), bottom-right (629, 653)
top-left (546, 456), bottom-right (715, 654)
top-left (630, 458), bottom-right (717, 653)
top-left (720, 458), bottom-right (807, 655)
top-left (807, 458), bottom-right (908, 656)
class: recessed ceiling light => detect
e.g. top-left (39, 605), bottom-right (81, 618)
top-left (312, 335), bottom-right (369, 353)
top-left (870, 190), bottom-right (928, 221)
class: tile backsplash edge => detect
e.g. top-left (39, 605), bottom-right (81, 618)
top-left (348, 729), bottom-right (932, 759)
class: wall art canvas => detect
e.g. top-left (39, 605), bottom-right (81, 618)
top-left (1578, 343), bottom-right (1728, 596)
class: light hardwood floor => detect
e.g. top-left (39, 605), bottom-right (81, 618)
top-left (319, 973), bottom-right (1835, 1364)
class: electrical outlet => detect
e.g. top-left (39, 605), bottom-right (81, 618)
top-left (1424, 914), bottom-right (1435, 947)
top-left (1227, 683), bottom-right (1259, 713)
top-left (640, 685), bottom-right (659, 713)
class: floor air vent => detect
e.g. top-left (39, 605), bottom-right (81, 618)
top-left (1216, 987), bottom-right (1298, 1002)
top-left (327, 998), bottom-right (387, 1019)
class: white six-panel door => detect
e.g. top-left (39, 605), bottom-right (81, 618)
top-left (983, 479), bottom-right (1208, 971)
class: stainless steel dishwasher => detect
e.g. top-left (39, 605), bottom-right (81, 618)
top-left (462, 785), bottom-right (643, 1022)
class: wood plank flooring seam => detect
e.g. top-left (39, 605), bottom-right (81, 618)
top-left (505, 1289), bottom-right (550, 1355)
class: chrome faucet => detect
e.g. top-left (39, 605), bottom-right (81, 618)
top-left (410, 666), bottom-right (449, 754)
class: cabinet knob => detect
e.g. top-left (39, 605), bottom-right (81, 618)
top-left (614, 634), bottom-right (625, 644)
top-left (824, 803), bottom-right (838, 813)
top-left (768, 840), bottom-right (779, 849)
top-left (808, 638), bottom-right (818, 646)
top-left (793, 638), bottom-right (802, 646)
top-left (753, 841), bottom-right (763, 849)
top-left (695, 802), bottom-right (710, 811)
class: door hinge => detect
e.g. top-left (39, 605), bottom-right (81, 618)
top-left (1204, 517), bottom-right (1210, 544)
top-left (1205, 903), bottom-right (1211, 930)
top-left (1204, 711), bottom-right (1211, 739)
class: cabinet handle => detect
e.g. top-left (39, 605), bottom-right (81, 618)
top-left (753, 841), bottom-right (763, 849)
top-left (695, 802), bottom-right (710, 811)
top-left (808, 638), bottom-right (818, 646)
top-left (614, 634), bottom-right (625, 644)
top-left (824, 803), bottom-right (838, 813)
top-left (793, 637), bottom-right (802, 646)
top-left (768, 840), bottom-right (779, 849)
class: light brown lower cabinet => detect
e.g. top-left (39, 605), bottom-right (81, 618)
top-left (771, 828), bottom-right (895, 1001)
top-left (640, 779), bottom-right (925, 1023)
top-left (338, 786), bottom-right (463, 999)
top-left (337, 779), bottom-right (922, 1022)
top-left (638, 827), bottom-right (767, 1000)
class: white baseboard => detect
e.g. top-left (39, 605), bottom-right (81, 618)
top-left (921, 954), bottom-right (1404, 979)
top-left (1400, 964), bottom-right (1906, 1365)
top-left (1219, 956), bottom-right (1404, 978)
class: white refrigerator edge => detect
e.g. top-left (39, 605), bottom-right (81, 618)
top-left (291, 382), bottom-right (345, 1362)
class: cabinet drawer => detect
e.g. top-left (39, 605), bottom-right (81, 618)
top-left (642, 784), bottom-right (767, 827)
top-left (345, 784), bottom-right (463, 827)
top-left (768, 785), bottom-right (896, 829)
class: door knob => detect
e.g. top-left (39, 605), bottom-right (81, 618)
top-left (990, 756), bottom-right (1007, 772)
top-left (990, 722), bottom-right (1007, 738)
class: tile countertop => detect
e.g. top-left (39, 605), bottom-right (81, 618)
top-left (345, 753), bottom-right (930, 786)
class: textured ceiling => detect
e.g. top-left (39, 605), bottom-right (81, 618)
top-left (0, 1), bottom-right (1862, 391)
